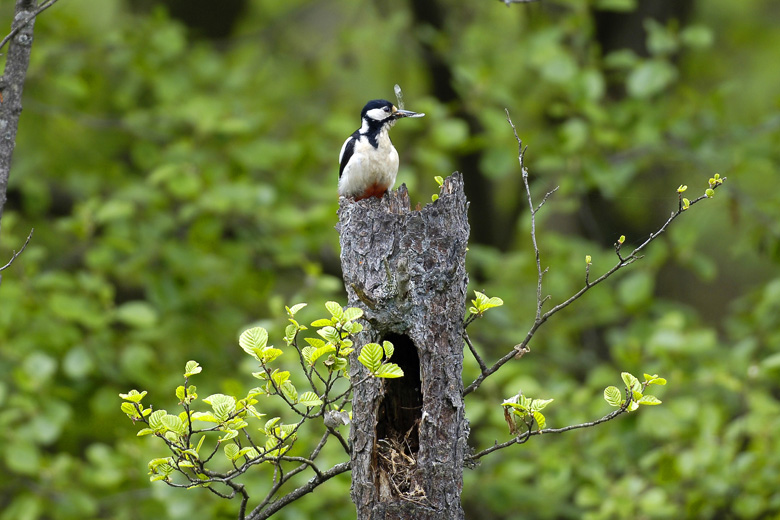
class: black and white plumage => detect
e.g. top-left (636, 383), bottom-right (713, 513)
top-left (338, 99), bottom-right (424, 201)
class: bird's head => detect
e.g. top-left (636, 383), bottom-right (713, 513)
top-left (360, 99), bottom-right (424, 130)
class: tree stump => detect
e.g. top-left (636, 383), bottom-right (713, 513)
top-left (337, 172), bottom-right (470, 520)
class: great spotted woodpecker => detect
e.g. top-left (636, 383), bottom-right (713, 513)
top-left (338, 99), bottom-right (424, 201)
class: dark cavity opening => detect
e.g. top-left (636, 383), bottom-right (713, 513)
top-left (375, 333), bottom-right (422, 454)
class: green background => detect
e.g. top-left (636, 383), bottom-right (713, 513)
top-left (1, 0), bottom-right (779, 518)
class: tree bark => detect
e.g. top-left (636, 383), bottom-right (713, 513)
top-left (0, 0), bottom-right (37, 237)
top-left (338, 173), bottom-right (470, 520)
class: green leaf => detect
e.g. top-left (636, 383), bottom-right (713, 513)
top-left (325, 301), bottom-right (344, 320)
top-left (533, 411), bottom-right (546, 430)
top-left (287, 303), bottom-right (307, 316)
top-left (358, 343), bottom-right (382, 373)
top-left (271, 371), bottom-right (290, 387)
top-left (115, 301), bottom-right (159, 329)
top-left (261, 348), bottom-right (283, 364)
top-left (530, 398), bottom-right (554, 412)
top-left (224, 444), bottom-right (239, 461)
top-left (374, 363), bottom-right (404, 378)
top-left (148, 410), bottom-right (167, 430)
top-left (301, 346), bottom-right (315, 365)
top-left (317, 326), bottom-right (341, 344)
top-left (184, 360), bottom-right (202, 377)
top-left (263, 417), bottom-right (281, 434)
top-left (161, 414), bottom-right (184, 433)
top-left (239, 327), bottom-right (268, 354)
top-left (470, 291), bottom-right (504, 315)
top-left (121, 402), bottom-right (138, 417)
top-left (638, 395), bottom-right (662, 406)
top-left (343, 307), bottom-right (364, 322)
top-left (203, 394), bottom-right (236, 422)
top-left (627, 59), bottom-right (677, 98)
top-left (304, 337), bottom-right (326, 348)
top-left (310, 344), bottom-right (336, 364)
top-left (175, 385), bottom-right (186, 401)
top-left (119, 389), bottom-right (147, 403)
top-left (621, 372), bottom-right (641, 392)
top-left (219, 429), bottom-right (239, 442)
top-left (311, 318), bottom-right (333, 327)
top-left (298, 391), bottom-right (323, 407)
top-left (284, 324), bottom-right (297, 345)
top-left (604, 386), bottom-right (623, 407)
top-left (191, 411), bottom-right (218, 423)
top-left (382, 341), bottom-right (394, 359)
top-left (280, 381), bottom-right (298, 403)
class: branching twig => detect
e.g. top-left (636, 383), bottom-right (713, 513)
top-left (468, 390), bottom-right (633, 463)
top-left (246, 462), bottom-right (351, 520)
top-left (0, 0), bottom-right (61, 52)
top-left (0, 227), bottom-right (33, 272)
top-left (462, 111), bottom-right (725, 397)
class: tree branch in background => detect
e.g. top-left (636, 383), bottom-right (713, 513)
top-left (462, 111), bottom-right (725, 396)
top-left (0, 226), bottom-right (32, 273)
top-left (0, 0), bottom-right (60, 267)
top-left (0, 0), bottom-right (60, 52)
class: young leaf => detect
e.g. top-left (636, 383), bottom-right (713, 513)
top-left (530, 398), bottom-right (554, 412)
top-left (184, 360), bottom-right (202, 377)
top-left (325, 301), bottom-right (344, 320)
top-left (287, 303), bottom-right (307, 316)
top-left (358, 343), bottom-right (383, 373)
top-left (533, 411), bottom-right (546, 430)
top-left (298, 391), bottom-right (323, 407)
top-left (343, 307), bottom-right (364, 322)
top-left (161, 414), bottom-right (185, 434)
top-left (239, 327), bottom-right (268, 353)
top-left (621, 372), bottom-right (641, 392)
top-left (604, 386), bottom-right (623, 407)
top-left (638, 395), bottom-right (662, 405)
top-left (119, 389), bottom-right (147, 403)
top-left (382, 341), bottom-right (395, 359)
top-left (310, 345), bottom-right (337, 363)
top-left (261, 348), bottom-right (283, 364)
top-left (311, 318), bottom-right (334, 327)
top-left (224, 444), bottom-right (239, 461)
top-left (317, 326), bottom-right (341, 344)
top-left (374, 363), bottom-right (404, 378)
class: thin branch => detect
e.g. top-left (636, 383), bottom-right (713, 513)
top-left (463, 330), bottom-right (487, 373)
top-left (0, 227), bottom-right (33, 271)
top-left (500, 0), bottom-right (543, 6)
top-left (246, 462), bottom-right (351, 520)
top-left (0, 0), bottom-right (61, 52)
top-left (468, 394), bottom-right (632, 463)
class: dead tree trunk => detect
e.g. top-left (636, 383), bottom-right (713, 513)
top-left (0, 0), bottom-right (37, 233)
top-left (337, 172), bottom-right (470, 520)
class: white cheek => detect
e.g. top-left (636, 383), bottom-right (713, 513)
top-left (365, 108), bottom-right (391, 121)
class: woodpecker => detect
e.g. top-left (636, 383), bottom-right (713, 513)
top-left (338, 99), bottom-right (424, 201)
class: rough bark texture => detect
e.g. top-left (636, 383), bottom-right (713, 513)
top-left (337, 172), bottom-right (470, 520)
top-left (0, 0), bottom-right (37, 234)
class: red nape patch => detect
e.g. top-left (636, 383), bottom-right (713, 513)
top-left (354, 183), bottom-right (390, 201)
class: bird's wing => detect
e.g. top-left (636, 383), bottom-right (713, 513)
top-left (339, 131), bottom-right (360, 178)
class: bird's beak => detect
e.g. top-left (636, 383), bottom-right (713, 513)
top-left (393, 107), bottom-right (425, 119)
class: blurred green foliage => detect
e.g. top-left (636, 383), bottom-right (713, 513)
top-left (1, 0), bottom-right (779, 518)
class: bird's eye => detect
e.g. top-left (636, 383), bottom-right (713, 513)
top-left (383, 106), bottom-right (391, 112)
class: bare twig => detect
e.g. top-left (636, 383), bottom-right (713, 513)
top-left (0, 0), bottom-right (61, 52)
top-left (499, 0), bottom-right (543, 6)
top-left (0, 227), bottom-right (33, 272)
top-left (246, 462), bottom-right (351, 520)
